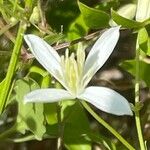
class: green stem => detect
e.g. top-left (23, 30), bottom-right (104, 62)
top-left (135, 38), bottom-right (146, 150)
top-left (0, 21), bottom-right (27, 114)
top-left (0, 123), bottom-right (17, 140)
top-left (81, 101), bottom-right (135, 150)
top-left (57, 103), bottom-right (64, 150)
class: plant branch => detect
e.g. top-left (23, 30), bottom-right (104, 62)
top-left (134, 36), bottom-right (146, 150)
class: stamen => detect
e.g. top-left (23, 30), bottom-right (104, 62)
top-left (70, 53), bottom-right (79, 93)
top-left (82, 67), bottom-right (95, 88)
top-left (60, 55), bottom-right (65, 68)
top-left (77, 43), bottom-right (85, 77)
top-left (65, 48), bottom-right (69, 58)
top-left (61, 45), bottom-right (86, 95)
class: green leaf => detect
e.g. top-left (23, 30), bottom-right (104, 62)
top-left (138, 27), bottom-right (150, 56)
top-left (111, 9), bottom-right (144, 28)
top-left (67, 14), bottom-right (89, 40)
top-left (64, 102), bottom-right (91, 150)
top-left (121, 60), bottom-right (150, 87)
top-left (15, 78), bottom-right (46, 140)
top-left (44, 103), bottom-right (58, 125)
top-left (110, 4), bottom-right (136, 26)
top-left (63, 102), bottom-right (117, 150)
top-left (0, 78), bottom-right (5, 92)
top-left (65, 141), bottom-right (91, 150)
top-left (96, 0), bottom-right (119, 12)
top-left (78, 1), bottom-right (110, 29)
top-left (29, 66), bottom-right (49, 77)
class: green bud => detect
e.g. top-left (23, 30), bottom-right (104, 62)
top-left (131, 102), bottom-right (143, 114)
top-left (29, 6), bottom-right (40, 24)
top-left (10, 17), bottom-right (18, 24)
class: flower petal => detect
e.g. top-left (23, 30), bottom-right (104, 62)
top-left (24, 88), bottom-right (75, 103)
top-left (82, 27), bottom-right (120, 87)
top-left (78, 86), bottom-right (133, 116)
top-left (136, 0), bottom-right (150, 22)
top-left (24, 35), bottom-right (67, 89)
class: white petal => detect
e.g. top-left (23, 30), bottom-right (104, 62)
top-left (24, 35), bottom-right (67, 88)
top-left (82, 27), bottom-right (120, 87)
top-left (78, 86), bottom-right (133, 116)
top-left (24, 88), bottom-right (75, 103)
top-left (136, 0), bottom-right (150, 22)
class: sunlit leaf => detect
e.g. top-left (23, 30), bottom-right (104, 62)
top-left (0, 78), bottom-right (5, 92)
top-left (111, 9), bottom-right (144, 28)
top-left (64, 102), bottom-right (91, 150)
top-left (67, 15), bottom-right (89, 40)
top-left (29, 66), bottom-right (49, 77)
top-left (44, 103), bottom-right (58, 125)
top-left (15, 78), bottom-right (46, 140)
top-left (110, 4), bottom-right (136, 26)
top-left (138, 27), bottom-right (150, 56)
top-left (78, 1), bottom-right (110, 29)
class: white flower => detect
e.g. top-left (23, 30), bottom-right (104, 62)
top-left (136, 0), bottom-right (150, 22)
top-left (24, 26), bottom-right (133, 116)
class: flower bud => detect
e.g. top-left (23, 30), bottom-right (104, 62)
top-left (29, 7), bottom-right (40, 24)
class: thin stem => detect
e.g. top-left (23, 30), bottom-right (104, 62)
top-left (57, 103), bottom-right (64, 150)
top-left (38, 0), bottom-right (46, 28)
top-left (0, 21), bottom-right (27, 114)
top-left (0, 123), bottom-right (18, 140)
top-left (134, 37), bottom-right (146, 150)
top-left (81, 101), bottom-right (135, 150)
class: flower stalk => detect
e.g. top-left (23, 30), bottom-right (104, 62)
top-left (57, 102), bottom-right (64, 150)
top-left (134, 38), bottom-right (146, 150)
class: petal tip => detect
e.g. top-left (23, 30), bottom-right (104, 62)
top-left (116, 103), bottom-right (133, 116)
top-left (127, 109), bottom-right (133, 116)
top-left (119, 105), bottom-right (133, 116)
top-left (24, 34), bottom-right (34, 41)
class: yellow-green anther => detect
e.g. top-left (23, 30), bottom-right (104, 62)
top-left (77, 43), bottom-right (85, 77)
top-left (60, 47), bottom-right (86, 95)
top-left (60, 55), bottom-right (65, 68)
top-left (72, 54), bottom-right (79, 92)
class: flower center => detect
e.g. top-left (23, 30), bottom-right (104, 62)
top-left (60, 43), bottom-right (85, 95)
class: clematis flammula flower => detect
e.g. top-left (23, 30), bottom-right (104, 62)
top-left (136, 0), bottom-right (150, 22)
top-left (24, 26), bottom-right (133, 116)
